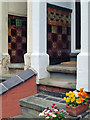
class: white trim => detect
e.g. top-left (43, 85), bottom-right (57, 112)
top-left (71, 1), bottom-right (81, 53)
top-left (8, 12), bottom-right (27, 17)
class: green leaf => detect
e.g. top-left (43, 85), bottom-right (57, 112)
top-left (84, 103), bottom-right (87, 104)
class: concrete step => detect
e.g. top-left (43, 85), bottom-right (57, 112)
top-left (47, 65), bottom-right (76, 74)
top-left (8, 63), bottom-right (24, 69)
top-left (19, 93), bottom-right (66, 118)
top-left (47, 65), bottom-right (76, 85)
top-left (39, 78), bottom-right (76, 89)
top-left (12, 114), bottom-right (43, 120)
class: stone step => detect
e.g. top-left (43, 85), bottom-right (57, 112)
top-left (47, 65), bottom-right (76, 74)
top-left (50, 72), bottom-right (76, 81)
top-left (0, 65), bottom-right (24, 83)
top-left (8, 63), bottom-right (24, 69)
top-left (39, 78), bottom-right (76, 89)
top-left (19, 93), bottom-right (66, 118)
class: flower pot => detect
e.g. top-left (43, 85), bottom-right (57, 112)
top-left (65, 102), bottom-right (89, 117)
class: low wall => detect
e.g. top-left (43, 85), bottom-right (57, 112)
top-left (0, 68), bottom-right (37, 119)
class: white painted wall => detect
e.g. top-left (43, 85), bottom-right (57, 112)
top-left (77, 1), bottom-right (90, 92)
top-left (8, 2), bottom-right (27, 16)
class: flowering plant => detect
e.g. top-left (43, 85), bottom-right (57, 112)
top-left (39, 104), bottom-right (66, 120)
top-left (64, 88), bottom-right (88, 107)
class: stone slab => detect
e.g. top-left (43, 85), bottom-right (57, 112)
top-left (19, 94), bottom-right (66, 113)
top-left (0, 83), bottom-right (7, 95)
top-left (39, 78), bottom-right (76, 89)
top-left (18, 69), bottom-right (36, 82)
top-left (47, 65), bottom-right (76, 74)
top-left (3, 76), bottom-right (23, 90)
top-left (8, 63), bottom-right (24, 69)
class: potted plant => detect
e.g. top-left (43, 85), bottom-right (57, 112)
top-left (64, 88), bottom-right (89, 117)
top-left (39, 104), bottom-right (66, 120)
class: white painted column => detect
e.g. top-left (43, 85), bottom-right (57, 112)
top-left (77, 1), bottom-right (90, 92)
top-left (31, 1), bottom-right (50, 84)
top-left (24, 1), bottom-right (32, 70)
top-left (0, 2), bottom-right (10, 75)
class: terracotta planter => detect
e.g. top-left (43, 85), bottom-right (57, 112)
top-left (65, 102), bottom-right (89, 117)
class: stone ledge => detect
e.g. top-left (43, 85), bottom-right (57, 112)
top-left (8, 63), bottom-right (24, 69)
top-left (47, 65), bottom-right (76, 74)
top-left (0, 68), bottom-right (36, 95)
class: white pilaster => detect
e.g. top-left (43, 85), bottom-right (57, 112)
top-left (77, 1), bottom-right (90, 92)
top-left (31, 1), bottom-right (50, 84)
top-left (0, 2), bottom-right (10, 75)
top-left (24, 1), bottom-right (32, 70)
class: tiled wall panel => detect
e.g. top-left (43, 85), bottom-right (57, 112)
top-left (47, 4), bottom-right (72, 65)
top-left (8, 15), bottom-right (27, 63)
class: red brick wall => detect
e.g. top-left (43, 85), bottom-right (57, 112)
top-left (38, 84), bottom-right (75, 93)
top-left (0, 76), bottom-right (37, 119)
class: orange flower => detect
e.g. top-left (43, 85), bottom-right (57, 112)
top-left (80, 88), bottom-right (84, 93)
top-left (82, 91), bottom-right (87, 97)
top-left (78, 93), bottom-right (82, 97)
top-left (79, 98), bottom-right (83, 103)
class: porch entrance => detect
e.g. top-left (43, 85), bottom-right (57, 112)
top-left (47, 3), bottom-right (72, 65)
top-left (8, 15), bottom-right (27, 63)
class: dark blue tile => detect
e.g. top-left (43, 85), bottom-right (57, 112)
top-left (3, 76), bottom-right (22, 90)
top-left (0, 83), bottom-right (7, 95)
top-left (18, 69), bottom-right (35, 81)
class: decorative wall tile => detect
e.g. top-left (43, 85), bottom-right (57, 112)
top-left (12, 50), bottom-right (16, 56)
top-left (52, 25), bottom-right (57, 33)
top-left (11, 37), bottom-right (16, 43)
top-left (8, 15), bottom-right (27, 63)
top-left (17, 43), bottom-right (22, 49)
top-left (58, 34), bottom-right (62, 41)
top-left (47, 3), bottom-right (71, 65)
top-left (8, 43), bottom-right (11, 50)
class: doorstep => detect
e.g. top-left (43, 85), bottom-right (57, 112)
top-left (39, 78), bottom-right (76, 90)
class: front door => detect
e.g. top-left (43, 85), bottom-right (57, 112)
top-left (8, 15), bottom-right (27, 63)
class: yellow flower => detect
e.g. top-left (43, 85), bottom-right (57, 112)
top-left (64, 97), bottom-right (66, 101)
top-left (76, 98), bottom-right (82, 104)
top-left (71, 97), bottom-right (75, 103)
top-left (66, 93), bottom-right (69, 96)
top-left (66, 97), bottom-right (71, 103)
top-left (68, 91), bottom-right (75, 98)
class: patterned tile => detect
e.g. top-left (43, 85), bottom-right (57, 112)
top-left (11, 37), bottom-right (16, 43)
top-left (52, 25), bottom-right (57, 33)
top-left (8, 43), bottom-right (11, 50)
top-left (12, 50), bottom-right (16, 56)
top-left (58, 34), bottom-right (62, 41)
top-left (22, 37), bottom-right (26, 43)
top-left (8, 15), bottom-right (27, 63)
top-left (11, 29), bottom-right (16, 36)
top-left (62, 26), bottom-right (67, 34)
top-left (52, 42), bottom-right (57, 49)
top-left (16, 19), bottom-right (22, 26)
top-left (17, 43), bottom-right (22, 49)
top-left (47, 4), bottom-right (71, 64)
